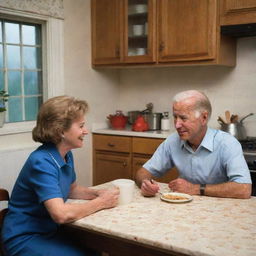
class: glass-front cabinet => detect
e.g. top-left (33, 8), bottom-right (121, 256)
top-left (91, 0), bottom-right (236, 67)
top-left (123, 0), bottom-right (156, 63)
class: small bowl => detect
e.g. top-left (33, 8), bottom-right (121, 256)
top-left (134, 4), bottom-right (147, 13)
top-left (128, 4), bottom-right (147, 14)
top-left (132, 24), bottom-right (145, 36)
top-left (128, 48), bottom-right (146, 56)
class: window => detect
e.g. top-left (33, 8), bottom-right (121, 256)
top-left (0, 9), bottom-right (64, 136)
top-left (0, 19), bottom-right (43, 122)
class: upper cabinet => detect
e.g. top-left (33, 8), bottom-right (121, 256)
top-left (123, 0), bottom-right (157, 63)
top-left (91, 0), bottom-right (236, 67)
top-left (158, 0), bottom-right (217, 62)
top-left (91, 0), bottom-right (123, 65)
top-left (92, 0), bottom-right (156, 65)
top-left (220, 0), bottom-right (256, 25)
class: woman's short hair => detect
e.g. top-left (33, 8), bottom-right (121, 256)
top-left (173, 90), bottom-right (212, 120)
top-left (32, 95), bottom-right (88, 144)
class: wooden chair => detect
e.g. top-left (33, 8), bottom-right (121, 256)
top-left (0, 188), bottom-right (9, 256)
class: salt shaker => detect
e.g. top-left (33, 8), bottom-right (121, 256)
top-left (161, 112), bottom-right (170, 131)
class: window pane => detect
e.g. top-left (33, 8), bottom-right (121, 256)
top-left (8, 97), bottom-right (23, 122)
top-left (0, 71), bottom-right (3, 90)
top-left (1, 19), bottom-right (43, 123)
top-left (5, 22), bottom-right (20, 44)
top-left (0, 44), bottom-right (3, 68)
top-left (22, 25), bottom-right (37, 45)
top-left (8, 71), bottom-right (21, 96)
top-left (25, 96), bottom-right (42, 121)
top-left (7, 45), bottom-right (21, 68)
top-left (24, 71), bottom-right (42, 95)
top-left (23, 46), bottom-right (41, 69)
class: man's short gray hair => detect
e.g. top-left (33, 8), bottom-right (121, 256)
top-left (173, 90), bottom-right (212, 120)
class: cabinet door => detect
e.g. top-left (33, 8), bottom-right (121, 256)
top-left (158, 0), bottom-right (217, 62)
top-left (94, 134), bottom-right (131, 153)
top-left (94, 152), bottom-right (131, 185)
top-left (220, 0), bottom-right (256, 25)
top-left (132, 137), bottom-right (163, 154)
top-left (132, 156), bottom-right (179, 183)
top-left (123, 0), bottom-right (157, 63)
top-left (91, 0), bottom-right (123, 65)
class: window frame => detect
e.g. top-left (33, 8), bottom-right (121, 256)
top-left (0, 9), bottom-right (64, 135)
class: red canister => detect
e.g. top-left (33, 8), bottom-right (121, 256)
top-left (107, 110), bottom-right (128, 130)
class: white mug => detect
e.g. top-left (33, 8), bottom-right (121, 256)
top-left (112, 179), bottom-right (135, 205)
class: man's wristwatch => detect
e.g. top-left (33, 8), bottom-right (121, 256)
top-left (200, 184), bottom-right (206, 196)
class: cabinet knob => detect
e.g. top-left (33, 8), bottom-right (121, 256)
top-left (107, 143), bottom-right (115, 147)
top-left (159, 42), bottom-right (165, 52)
top-left (123, 162), bottom-right (127, 167)
top-left (115, 47), bottom-right (120, 57)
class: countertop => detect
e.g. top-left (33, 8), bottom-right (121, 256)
top-left (69, 183), bottom-right (256, 256)
top-left (92, 126), bottom-right (174, 139)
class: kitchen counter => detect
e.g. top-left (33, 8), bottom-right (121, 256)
top-left (92, 126), bottom-right (174, 139)
top-left (67, 182), bottom-right (256, 256)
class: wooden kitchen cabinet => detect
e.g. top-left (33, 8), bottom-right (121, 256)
top-left (93, 134), bottom-right (178, 185)
top-left (132, 137), bottom-right (179, 182)
top-left (91, 0), bottom-right (123, 65)
top-left (91, 0), bottom-right (156, 65)
top-left (220, 0), bottom-right (256, 25)
top-left (94, 152), bottom-right (131, 185)
top-left (158, 0), bottom-right (217, 62)
top-left (91, 0), bottom-right (236, 67)
top-left (123, 0), bottom-right (157, 64)
top-left (93, 134), bottom-right (132, 185)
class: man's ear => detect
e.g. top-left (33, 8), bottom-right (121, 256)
top-left (201, 111), bottom-right (208, 125)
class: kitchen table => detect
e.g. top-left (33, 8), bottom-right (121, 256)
top-left (64, 182), bottom-right (256, 256)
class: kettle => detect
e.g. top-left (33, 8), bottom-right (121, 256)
top-left (220, 113), bottom-right (254, 140)
top-left (132, 115), bottom-right (149, 132)
top-left (107, 110), bottom-right (128, 130)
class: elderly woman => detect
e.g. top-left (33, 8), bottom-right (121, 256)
top-left (2, 96), bottom-right (119, 256)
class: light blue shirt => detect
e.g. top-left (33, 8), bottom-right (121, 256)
top-left (143, 128), bottom-right (252, 184)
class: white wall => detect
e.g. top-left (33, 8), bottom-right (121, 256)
top-left (0, 147), bottom-right (37, 193)
top-left (63, 0), bottom-right (120, 186)
top-left (119, 37), bottom-right (256, 137)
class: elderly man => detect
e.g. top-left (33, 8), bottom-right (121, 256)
top-left (135, 90), bottom-right (252, 199)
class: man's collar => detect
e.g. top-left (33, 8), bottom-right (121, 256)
top-left (179, 128), bottom-right (215, 152)
top-left (200, 128), bottom-right (215, 152)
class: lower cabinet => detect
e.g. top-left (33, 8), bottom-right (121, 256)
top-left (94, 152), bottom-right (131, 185)
top-left (93, 134), bottom-right (178, 185)
top-left (132, 155), bottom-right (178, 183)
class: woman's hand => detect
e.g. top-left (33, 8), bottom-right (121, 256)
top-left (98, 188), bottom-right (119, 208)
top-left (141, 179), bottom-right (159, 197)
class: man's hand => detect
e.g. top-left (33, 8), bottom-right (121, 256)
top-left (168, 178), bottom-right (199, 195)
top-left (141, 179), bottom-right (160, 197)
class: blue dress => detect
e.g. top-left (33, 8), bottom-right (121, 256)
top-left (2, 143), bottom-right (97, 256)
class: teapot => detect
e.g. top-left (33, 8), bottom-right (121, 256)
top-left (132, 115), bottom-right (149, 132)
top-left (107, 110), bottom-right (128, 130)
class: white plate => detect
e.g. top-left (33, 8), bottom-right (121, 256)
top-left (160, 192), bottom-right (193, 203)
